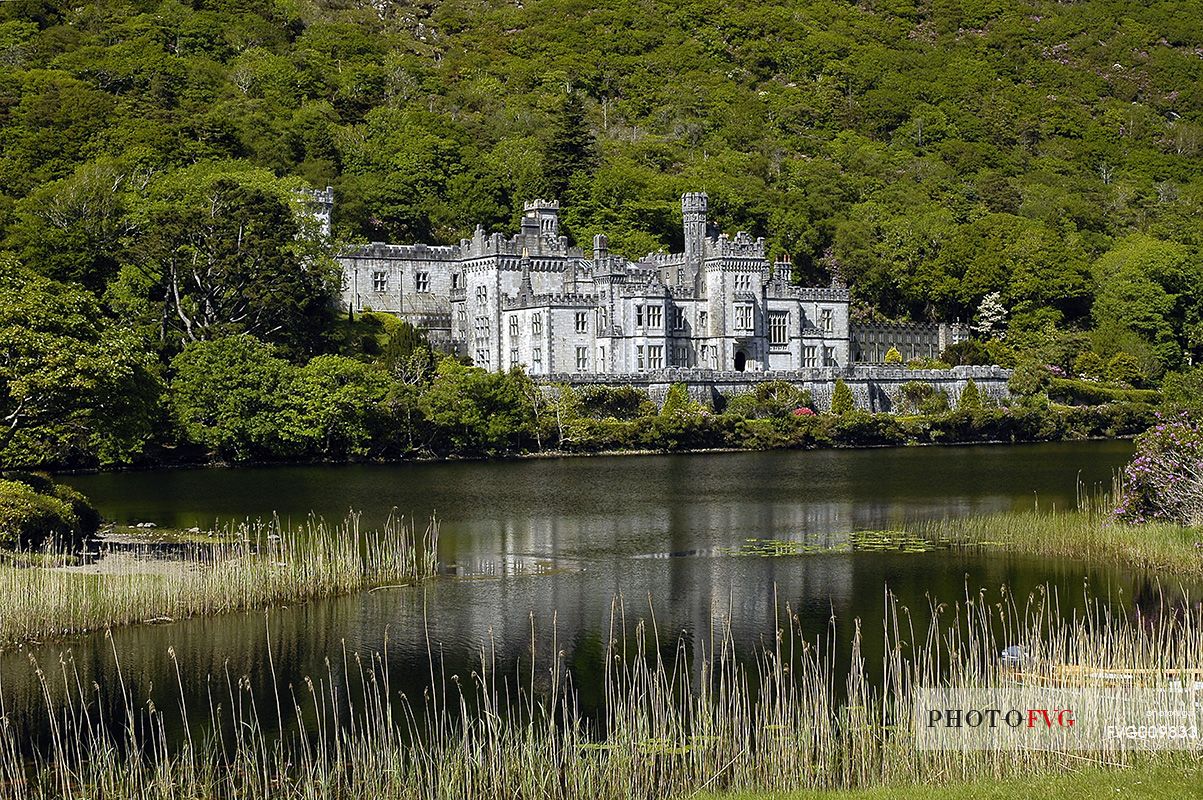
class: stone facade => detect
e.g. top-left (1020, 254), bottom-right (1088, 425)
top-left (850, 321), bottom-right (970, 363)
top-left (335, 191), bottom-right (978, 377)
top-left (338, 193), bottom-right (852, 374)
top-left (542, 365), bottom-right (1011, 411)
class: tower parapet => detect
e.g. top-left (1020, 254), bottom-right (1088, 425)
top-left (523, 198), bottom-right (561, 238)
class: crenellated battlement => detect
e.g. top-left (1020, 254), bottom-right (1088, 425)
top-left (334, 190), bottom-right (991, 377)
top-left (502, 292), bottom-right (598, 310)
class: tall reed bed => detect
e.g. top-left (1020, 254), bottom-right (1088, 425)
top-left (908, 507), bottom-right (1203, 577)
top-left (1, 588), bottom-right (1199, 799)
top-left (906, 477), bottom-right (1203, 577)
top-left (0, 513), bottom-right (438, 650)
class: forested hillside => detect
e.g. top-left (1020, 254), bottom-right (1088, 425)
top-left (1, 0), bottom-right (1202, 466)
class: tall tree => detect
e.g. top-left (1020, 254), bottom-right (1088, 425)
top-left (124, 166), bottom-right (339, 359)
top-left (0, 261), bottom-right (160, 466)
top-left (544, 92), bottom-right (597, 200)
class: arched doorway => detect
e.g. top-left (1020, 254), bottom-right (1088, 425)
top-left (734, 350), bottom-right (747, 372)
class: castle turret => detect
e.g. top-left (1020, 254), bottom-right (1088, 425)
top-left (523, 199), bottom-right (560, 238)
top-left (682, 192), bottom-right (708, 289)
top-left (592, 233), bottom-right (608, 261)
top-left (305, 186), bottom-right (334, 237)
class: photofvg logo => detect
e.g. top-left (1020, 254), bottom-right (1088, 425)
top-left (914, 687), bottom-right (1203, 751)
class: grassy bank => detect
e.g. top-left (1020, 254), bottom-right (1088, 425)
top-left (0, 513), bottom-right (437, 650)
top-left (704, 762), bottom-right (1203, 799)
top-left (3, 590), bottom-right (1201, 798)
top-left (908, 509), bottom-right (1203, 578)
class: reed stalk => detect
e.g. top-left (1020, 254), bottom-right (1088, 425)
top-left (0, 588), bottom-right (1199, 799)
top-left (0, 512), bottom-right (438, 651)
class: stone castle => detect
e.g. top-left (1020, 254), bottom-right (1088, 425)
top-left (326, 191), bottom-right (969, 377)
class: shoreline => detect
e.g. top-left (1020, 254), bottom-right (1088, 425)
top-left (44, 432), bottom-right (1139, 477)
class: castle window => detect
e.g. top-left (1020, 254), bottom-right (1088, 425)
top-left (804, 346), bottom-right (817, 368)
top-left (769, 312), bottom-right (788, 346)
top-left (677, 345), bottom-right (689, 366)
top-left (598, 307), bottom-right (607, 329)
top-left (636, 305), bottom-right (644, 327)
top-left (735, 274), bottom-right (751, 292)
top-left (575, 347), bottom-right (588, 371)
top-left (672, 307), bottom-right (685, 331)
top-left (457, 308), bottom-right (466, 324)
top-left (637, 345), bottom-right (645, 370)
top-left (476, 286), bottom-right (488, 308)
top-left (475, 348), bottom-right (489, 367)
top-left (647, 305), bottom-right (662, 328)
top-left (575, 311), bottom-right (587, 334)
top-left (598, 346), bottom-right (605, 371)
top-left (647, 345), bottom-right (664, 369)
top-left (820, 308), bottom-right (833, 332)
top-left (677, 268), bottom-right (684, 284)
top-left (824, 346), bottom-right (835, 367)
top-left (699, 311), bottom-right (707, 332)
top-left (509, 315), bottom-right (518, 337)
top-left (510, 348), bottom-right (519, 369)
top-left (735, 303), bottom-right (753, 331)
top-left (532, 313), bottom-right (542, 335)
top-left (415, 272), bottom-right (430, 293)
top-left (532, 347), bottom-right (543, 370)
top-left (372, 271), bottom-right (388, 292)
top-left (451, 274), bottom-right (460, 289)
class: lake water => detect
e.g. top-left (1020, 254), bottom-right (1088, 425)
top-left (7, 441), bottom-right (1182, 744)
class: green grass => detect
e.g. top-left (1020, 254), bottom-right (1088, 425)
top-left (704, 762), bottom-right (1203, 799)
top-left (908, 509), bottom-right (1203, 577)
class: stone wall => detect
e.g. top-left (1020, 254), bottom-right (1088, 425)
top-left (540, 365), bottom-right (1011, 411)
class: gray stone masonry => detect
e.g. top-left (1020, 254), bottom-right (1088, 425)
top-left (539, 365), bottom-right (1011, 411)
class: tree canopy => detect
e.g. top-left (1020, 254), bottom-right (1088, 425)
top-left (1, 0), bottom-right (1202, 467)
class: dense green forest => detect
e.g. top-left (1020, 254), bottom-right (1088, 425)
top-left (2, 0), bottom-right (1202, 467)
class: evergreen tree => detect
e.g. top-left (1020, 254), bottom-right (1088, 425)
top-left (545, 92), bottom-right (596, 199)
top-left (884, 346), bottom-right (903, 364)
top-left (957, 379), bottom-right (982, 411)
top-left (830, 379), bottom-right (854, 415)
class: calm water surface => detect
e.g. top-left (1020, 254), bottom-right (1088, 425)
top-left (8, 441), bottom-right (1180, 743)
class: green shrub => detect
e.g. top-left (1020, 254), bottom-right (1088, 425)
top-left (577, 385), bottom-right (655, 420)
top-left (907, 357), bottom-right (950, 370)
top-left (1048, 377), bottom-right (1160, 406)
top-left (941, 339), bottom-right (993, 366)
top-left (1008, 360), bottom-right (1052, 397)
top-left (897, 381), bottom-right (950, 415)
top-left (957, 379), bottom-right (982, 411)
top-left (723, 381), bottom-right (811, 419)
top-left (884, 346), bottom-right (903, 364)
top-left (824, 411), bottom-right (905, 447)
top-left (1106, 352), bottom-right (1144, 386)
top-left (0, 477), bottom-right (99, 550)
top-left (1072, 351), bottom-right (1105, 380)
top-left (830, 379), bottom-right (855, 415)
top-left (1161, 368), bottom-right (1203, 412)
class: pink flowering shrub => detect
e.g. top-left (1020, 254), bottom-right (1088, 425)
top-left (1114, 412), bottom-right (1203, 526)
top-left (793, 407), bottom-right (815, 416)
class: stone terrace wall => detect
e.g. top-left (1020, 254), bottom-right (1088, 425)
top-left (540, 365), bottom-right (1012, 412)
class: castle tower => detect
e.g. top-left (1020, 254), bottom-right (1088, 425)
top-left (523, 199), bottom-right (560, 238)
top-left (682, 192), bottom-right (708, 289)
top-left (305, 186), bottom-right (334, 237)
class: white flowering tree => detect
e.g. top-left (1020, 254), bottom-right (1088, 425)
top-left (972, 292), bottom-right (1008, 340)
